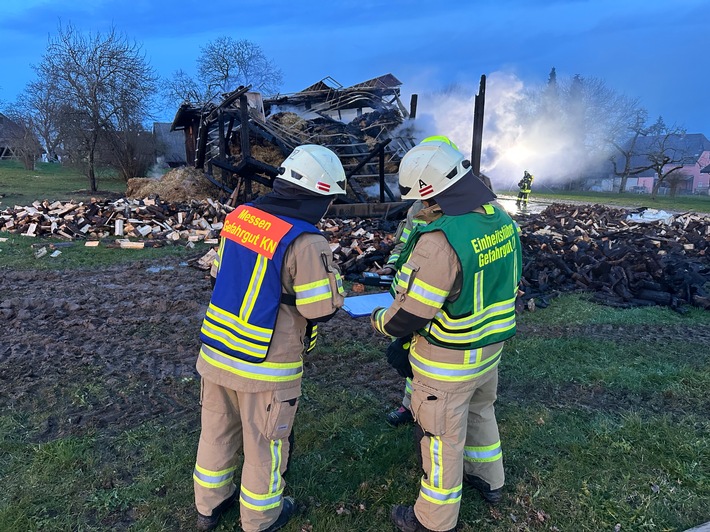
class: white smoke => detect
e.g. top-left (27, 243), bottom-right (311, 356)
top-left (149, 156), bottom-right (169, 179)
top-left (400, 71), bottom-right (614, 191)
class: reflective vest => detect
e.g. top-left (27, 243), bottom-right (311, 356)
top-left (200, 204), bottom-right (320, 363)
top-left (394, 204), bottom-right (521, 349)
top-left (519, 175), bottom-right (533, 193)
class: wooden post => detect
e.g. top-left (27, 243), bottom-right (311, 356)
top-left (379, 145), bottom-right (386, 203)
top-left (470, 75), bottom-right (493, 191)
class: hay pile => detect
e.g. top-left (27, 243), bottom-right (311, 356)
top-left (250, 144), bottom-right (285, 167)
top-left (126, 167), bottom-right (218, 202)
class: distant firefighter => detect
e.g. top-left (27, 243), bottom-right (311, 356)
top-left (516, 170), bottom-right (534, 208)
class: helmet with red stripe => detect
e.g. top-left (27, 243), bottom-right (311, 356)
top-left (398, 137), bottom-right (471, 201)
top-left (277, 145), bottom-right (347, 196)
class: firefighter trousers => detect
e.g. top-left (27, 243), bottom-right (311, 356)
top-left (193, 378), bottom-right (300, 532)
top-left (402, 376), bottom-right (413, 410)
top-left (411, 368), bottom-right (503, 531)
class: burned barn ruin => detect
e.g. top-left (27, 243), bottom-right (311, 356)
top-left (170, 74), bottom-right (418, 208)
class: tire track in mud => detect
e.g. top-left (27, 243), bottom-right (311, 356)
top-left (1, 261), bottom-right (212, 440)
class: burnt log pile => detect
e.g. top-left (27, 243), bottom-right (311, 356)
top-left (320, 217), bottom-right (399, 276)
top-left (518, 204), bottom-right (710, 311)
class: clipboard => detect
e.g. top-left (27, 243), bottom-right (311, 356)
top-left (342, 292), bottom-right (394, 318)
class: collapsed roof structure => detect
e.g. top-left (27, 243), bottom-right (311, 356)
top-left (170, 74), bottom-right (419, 206)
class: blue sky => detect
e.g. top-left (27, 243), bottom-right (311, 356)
top-left (1, 0), bottom-right (707, 135)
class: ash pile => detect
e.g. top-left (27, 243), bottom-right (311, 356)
top-left (518, 204), bottom-right (710, 311)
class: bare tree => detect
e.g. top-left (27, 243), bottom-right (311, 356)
top-left (165, 36), bottom-right (282, 107)
top-left (609, 108), bottom-right (654, 193)
top-left (199, 37), bottom-right (283, 96)
top-left (643, 116), bottom-right (687, 199)
top-left (162, 69), bottom-right (204, 107)
top-left (102, 121), bottom-right (156, 181)
top-left (36, 22), bottom-right (157, 191)
top-left (17, 79), bottom-right (63, 162)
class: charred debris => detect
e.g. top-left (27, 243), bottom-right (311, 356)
top-left (170, 74), bottom-right (417, 210)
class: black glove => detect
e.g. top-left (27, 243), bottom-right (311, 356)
top-left (386, 335), bottom-right (413, 379)
top-left (304, 321), bottom-right (317, 353)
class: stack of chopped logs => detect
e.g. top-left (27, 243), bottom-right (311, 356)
top-left (517, 203), bottom-right (710, 311)
top-left (0, 197), bottom-right (229, 247)
top-left (2, 197), bottom-right (709, 311)
top-left (320, 217), bottom-right (398, 276)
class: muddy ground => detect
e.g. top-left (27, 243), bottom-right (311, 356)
top-left (2, 250), bottom-right (709, 532)
top-left (0, 259), bottom-right (402, 443)
top-left (3, 256), bottom-right (707, 445)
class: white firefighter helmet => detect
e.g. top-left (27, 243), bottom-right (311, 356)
top-left (398, 139), bottom-right (471, 200)
top-left (421, 135), bottom-right (459, 151)
top-left (277, 145), bottom-right (346, 196)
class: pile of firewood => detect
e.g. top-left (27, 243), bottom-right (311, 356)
top-left (321, 217), bottom-right (397, 275)
top-left (2, 196), bottom-right (709, 311)
top-left (517, 204), bottom-right (710, 310)
top-left (0, 197), bottom-right (229, 245)
top-left (0, 196), bottom-right (400, 257)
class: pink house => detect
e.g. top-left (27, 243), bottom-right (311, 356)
top-left (619, 133), bottom-right (710, 194)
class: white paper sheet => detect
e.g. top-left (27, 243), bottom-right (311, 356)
top-left (342, 292), bottom-right (394, 318)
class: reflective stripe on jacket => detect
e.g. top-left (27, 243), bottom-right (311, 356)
top-left (198, 230), bottom-right (344, 391)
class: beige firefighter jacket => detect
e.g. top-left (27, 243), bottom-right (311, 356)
top-left (197, 232), bottom-right (344, 393)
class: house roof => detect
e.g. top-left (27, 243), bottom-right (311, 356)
top-left (266, 73), bottom-right (403, 113)
top-left (153, 122), bottom-right (186, 164)
top-left (701, 164), bottom-right (710, 174)
top-left (347, 73), bottom-right (402, 90)
top-left (0, 112), bottom-right (24, 145)
top-left (618, 133), bottom-right (710, 177)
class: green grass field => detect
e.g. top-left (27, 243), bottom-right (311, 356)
top-left (498, 188), bottom-right (710, 214)
top-left (3, 159), bottom-right (710, 215)
top-left (0, 160), bottom-right (126, 207)
top-left (0, 234), bottom-right (212, 270)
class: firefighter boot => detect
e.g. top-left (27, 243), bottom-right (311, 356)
top-left (261, 496), bottom-right (297, 532)
top-left (390, 505), bottom-right (456, 532)
top-left (464, 474), bottom-right (503, 504)
top-left (386, 406), bottom-right (414, 427)
top-left (196, 490), bottom-right (237, 531)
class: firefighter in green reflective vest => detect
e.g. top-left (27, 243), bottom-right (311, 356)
top-left (371, 139), bottom-right (522, 532)
top-left (193, 145), bottom-right (347, 532)
top-left (378, 136), bottom-right (457, 427)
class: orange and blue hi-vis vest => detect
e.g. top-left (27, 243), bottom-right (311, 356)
top-left (200, 204), bottom-right (320, 363)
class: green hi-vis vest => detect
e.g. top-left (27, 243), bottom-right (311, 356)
top-left (394, 204), bottom-right (522, 350)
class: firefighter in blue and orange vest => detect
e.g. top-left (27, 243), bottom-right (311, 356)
top-left (193, 145), bottom-right (347, 532)
top-left (371, 139), bottom-right (522, 532)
